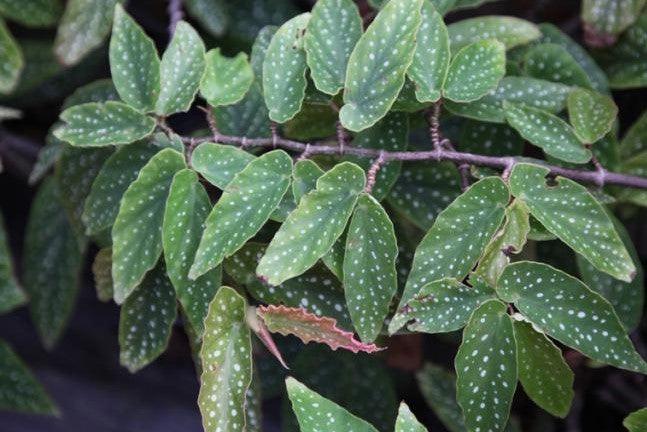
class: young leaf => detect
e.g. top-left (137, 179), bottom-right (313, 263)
top-left (624, 408), bottom-right (647, 432)
top-left (191, 142), bottom-right (255, 189)
top-left (304, 0), bottom-right (362, 95)
top-left (112, 148), bottom-right (186, 304)
top-left (497, 262), bottom-right (647, 373)
top-left (118, 261), bottom-right (177, 373)
top-left (523, 43), bottom-right (593, 89)
top-left (92, 247), bottom-right (113, 302)
top-left (443, 39), bottom-right (506, 103)
top-left (503, 102), bottom-right (591, 163)
top-left (0, 214), bottom-right (26, 314)
top-left (198, 286), bottom-right (252, 432)
top-left (567, 88), bottom-right (618, 144)
top-left (257, 305), bottom-right (382, 353)
top-left (455, 300), bottom-right (517, 432)
top-left (0, 18), bottom-right (23, 94)
top-left (395, 402), bottom-right (428, 432)
top-left (189, 150), bottom-right (292, 279)
top-left (407, 2), bottom-right (450, 103)
top-left (401, 177), bottom-right (508, 308)
top-left (513, 320), bottom-right (574, 418)
top-left (0, 340), bottom-right (57, 415)
top-left (155, 21), bottom-right (206, 115)
top-left (508, 163), bottom-right (635, 281)
top-left (200, 49), bottom-right (254, 107)
top-left (286, 377), bottom-right (380, 432)
top-left (448, 15), bottom-right (541, 50)
top-left (343, 193), bottom-right (398, 342)
top-left (163, 169), bottom-right (221, 337)
top-left (257, 162), bottom-right (365, 285)
top-left (109, 4), bottom-right (160, 112)
top-left (292, 159), bottom-right (325, 203)
top-left (55, 102), bottom-right (156, 147)
top-left (0, 0), bottom-right (62, 27)
top-left (417, 363), bottom-right (466, 432)
top-left (339, 0), bottom-right (423, 132)
top-left (262, 13), bottom-right (311, 123)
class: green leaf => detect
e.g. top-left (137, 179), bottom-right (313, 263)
top-left (503, 101), bottom-right (591, 163)
top-left (155, 21), bottom-right (206, 115)
top-left (523, 43), bottom-right (593, 89)
top-left (508, 163), bottom-right (635, 281)
top-left (292, 159), bottom-right (325, 203)
top-left (581, 0), bottom-right (645, 36)
top-left (343, 193), bottom-right (397, 342)
top-left (0, 18), bottom-right (23, 94)
top-left (339, 0), bottom-right (422, 132)
top-left (198, 286), bottom-right (252, 432)
top-left (262, 13), bottom-right (311, 123)
top-left (456, 300), bottom-right (517, 432)
top-left (190, 150), bottom-right (292, 279)
top-left (401, 177), bottom-right (508, 308)
top-left (0, 213), bottom-right (26, 314)
top-left (395, 402), bottom-right (428, 432)
top-left (191, 142), bottom-right (255, 189)
top-left (304, 0), bottom-right (362, 96)
top-left (55, 101), bottom-right (156, 147)
top-left (407, 2), bottom-right (449, 103)
top-left (163, 169), bottom-right (221, 337)
top-left (498, 262), bottom-right (647, 373)
top-left (513, 320), bottom-right (574, 418)
top-left (0, 340), bottom-right (57, 414)
top-left (226, 0), bottom-right (298, 45)
top-left (417, 363), bottom-right (466, 432)
top-left (460, 121), bottom-right (524, 156)
top-left (109, 4), bottom-right (160, 112)
top-left (620, 110), bottom-right (647, 157)
top-left (201, 49), bottom-right (254, 107)
top-left (92, 247), bottom-right (113, 302)
top-left (23, 178), bottom-right (83, 348)
top-left (0, 0), bottom-right (61, 27)
top-left (257, 162), bottom-right (365, 285)
top-left (286, 377), bottom-right (380, 432)
top-left (112, 148), bottom-right (186, 304)
top-left (118, 261), bottom-right (176, 372)
top-left (597, 15), bottom-right (647, 89)
top-left (283, 103), bottom-right (337, 140)
top-left (185, 0), bottom-right (228, 37)
top-left (624, 408), bottom-right (647, 432)
top-left (442, 39), bottom-right (506, 103)
top-left (250, 25), bottom-right (277, 83)
top-left (567, 88), bottom-right (618, 144)
top-left (448, 16), bottom-right (541, 51)
top-left (213, 82), bottom-right (270, 138)
top-left (322, 234), bottom-right (345, 281)
top-left (62, 78), bottom-right (120, 109)
top-left (54, 0), bottom-right (119, 66)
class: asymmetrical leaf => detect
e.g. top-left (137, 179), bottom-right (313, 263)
top-left (442, 39), bottom-right (506, 103)
top-left (624, 408), bottom-right (647, 432)
top-left (0, 18), bottom-right (23, 94)
top-left (581, 0), bottom-right (645, 36)
top-left (508, 163), bottom-right (635, 281)
top-left (513, 320), bottom-right (574, 418)
top-left (304, 0), bottom-right (362, 95)
top-left (395, 403), bottom-right (428, 432)
top-left (112, 149), bottom-right (186, 304)
top-left (118, 261), bottom-right (177, 372)
top-left (456, 300), bottom-right (517, 432)
top-left (448, 16), bottom-right (541, 50)
top-left (417, 363), bottom-right (466, 432)
top-left (201, 49), bottom-right (254, 107)
top-left (191, 142), bottom-right (255, 189)
top-left (567, 88), bottom-right (618, 144)
top-left (503, 102), bottom-right (591, 163)
top-left (92, 247), bottom-right (113, 302)
top-left (524, 43), bottom-right (593, 89)
top-left (156, 21), bottom-right (206, 115)
top-left (198, 287), bottom-right (252, 432)
top-left (55, 102), bottom-right (156, 147)
top-left (262, 13), bottom-right (311, 122)
top-left (0, 0), bottom-right (62, 27)
top-left (109, 4), bottom-right (160, 112)
top-left (0, 214), bottom-right (25, 314)
top-left (190, 150), bottom-right (292, 279)
top-left (257, 162), bottom-right (365, 285)
top-left (292, 159), bottom-right (325, 203)
top-left (339, 0), bottom-right (422, 132)
top-left (498, 262), bottom-right (647, 373)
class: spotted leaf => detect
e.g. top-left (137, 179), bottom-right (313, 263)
top-left (200, 49), bottom-right (254, 107)
top-left (257, 162), bottom-right (365, 285)
top-left (190, 150), bottom-right (292, 279)
top-left (460, 121), bottom-right (524, 156)
top-left (0, 0), bottom-right (61, 27)
top-left (0, 213), bottom-right (26, 314)
top-left (0, 18), bottom-right (23, 94)
top-left (292, 159), bottom-right (325, 204)
top-left (456, 299), bottom-right (517, 432)
top-left (198, 286), bottom-right (252, 432)
top-left (581, 0), bottom-right (645, 36)
top-left (448, 15), bottom-right (541, 50)
top-left (567, 88), bottom-right (618, 144)
top-left (597, 14), bottom-right (647, 89)
top-left (508, 163), bottom-right (635, 281)
top-left (624, 408), bottom-right (647, 432)
top-left (395, 402), bottom-right (428, 432)
top-left (184, 0), bottom-right (228, 37)
top-left (112, 149), bottom-right (186, 304)
top-left (213, 83), bottom-right (271, 138)
top-left (497, 261), bottom-right (647, 373)
top-left (339, 0), bottom-right (422, 132)
top-left (523, 43), bottom-right (593, 89)
top-left (191, 142), bottom-right (255, 189)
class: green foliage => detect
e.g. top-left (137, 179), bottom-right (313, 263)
top-left (395, 403), bottom-right (428, 432)
top-left (0, 214), bottom-right (25, 314)
top-left (0, 19), bottom-right (23, 94)
top-left (567, 88), bottom-right (618, 144)
top-left (0, 0), bottom-right (61, 28)
top-left (597, 14), bottom-right (647, 89)
top-left (624, 408), bottom-right (647, 432)
top-left (200, 49), bottom-right (253, 107)
top-left (581, 0), bottom-right (645, 36)
top-left (523, 43), bottom-right (593, 88)
top-left (447, 16), bottom-right (541, 50)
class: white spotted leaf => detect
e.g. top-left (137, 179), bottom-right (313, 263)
top-left (155, 21), bottom-right (206, 115)
top-left (198, 286), bottom-right (252, 432)
top-left (0, 214), bottom-right (25, 314)
top-left (508, 163), bottom-right (635, 281)
top-left (581, 0), bottom-right (645, 36)
top-left (442, 39), bottom-right (506, 103)
top-left (0, 18), bottom-right (23, 94)
top-left (292, 159), bottom-right (325, 204)
top-left (257, 162), bottom-right (365, 285)
top-left (513, 320), bottom-right (574, 418)
top-left (191, 142), bottom-right (255, 189)
top-left (343, 193), bottom-right (398, 342)
top-left (55, 102), bottom-right (156, 147)
top-left (395, 402), bottom-right (428, 432)
top-left (567, 88), bottom-right (618, 144)
top-left (523, 43), bottom-right (593, 89)
top-left (339, 0), bottom-right (422, 132)
top-left (200, 49), bottom-right (254, 107)
top-left (112, 148), bottom-right (186, 304)
top-left (503, 102), bottom-right (591, 164)
top-left (597, 15), bottom-right (647, 89)
top-left (304, 0), bottom-right (362, 96)
top-left (213, 82), bottom-right (271, 138)
top-left (262, 13), bottom-right (311, 123)
top-left (624, 408), bottom-right (647, 432)
top-left (497, 262), bottom-right (647, 373)
top-left (109, 4), bottom-right (160, 112)
top-left (448, 16), bottom-right (541, 50)
top-left (455, 300), bottom-right (517, 432)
